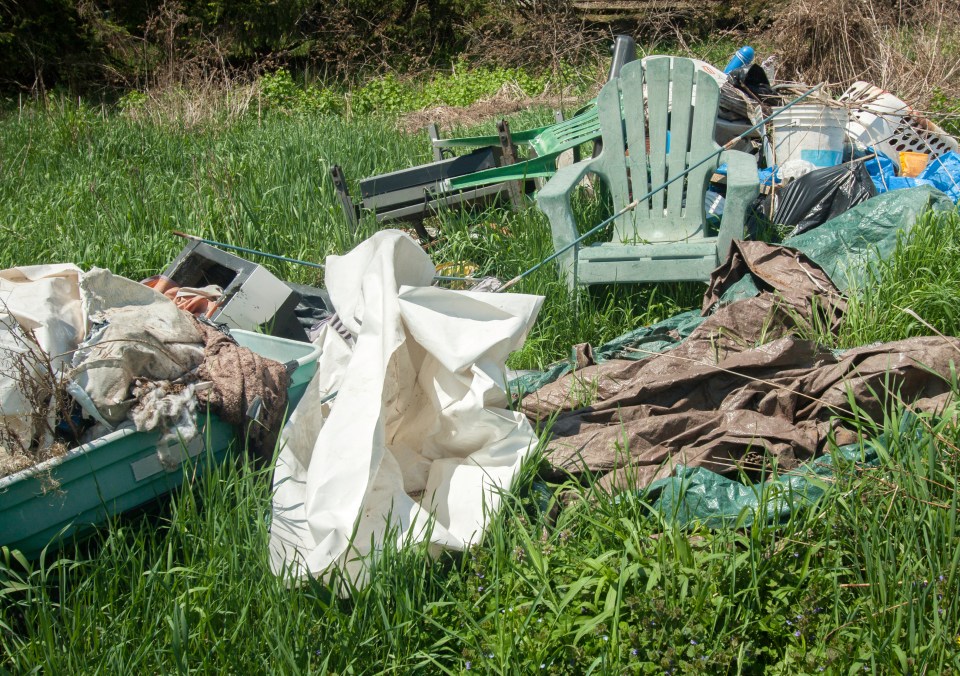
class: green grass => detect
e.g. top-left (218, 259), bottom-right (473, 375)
top-left (826, 209), bottom-right (960, 348)
top-left (0, 100), bottom-right (700, 370)
top-left (3, 100), bottom-right (960, 673)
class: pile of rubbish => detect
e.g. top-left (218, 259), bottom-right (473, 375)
top-left (706, 44), bottom-right (960, 232)
top-left (0, 232), bottom-right (546, 585)
top-left (516, 185), bottom-right (957, 522)
top-left (0, 264), bottom-right (294, 478)
top-left (4, 42), bottom-right (960, 590)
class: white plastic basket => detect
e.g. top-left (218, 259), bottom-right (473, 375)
top-left (840, 81), bottom-right (958, 164)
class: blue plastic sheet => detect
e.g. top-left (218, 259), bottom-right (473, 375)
top-left (918, 151), bottom-right (960, 203)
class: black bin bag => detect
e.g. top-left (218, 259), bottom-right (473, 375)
top-left (774, 161), bottom-right (877, 235)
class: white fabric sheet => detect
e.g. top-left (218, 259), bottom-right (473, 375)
top-left (269, 231), bottom-right (543, 584)
top-left (0, 265), bottom-right (85, 459)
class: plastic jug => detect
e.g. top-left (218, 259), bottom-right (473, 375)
top-left (724, 46), bottom-right (754, 74)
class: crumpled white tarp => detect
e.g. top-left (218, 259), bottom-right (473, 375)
top-left (270, 231), bottom-right (543, 584)
top-left (69, 268), bottom-right (204, 427)
top-left (0, 265), bottom-right (85, 463)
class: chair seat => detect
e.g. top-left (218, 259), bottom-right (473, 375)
top-left (580, 239), bottom-right (718, 261)
top-left (577, 253), bottom-right (719, 284)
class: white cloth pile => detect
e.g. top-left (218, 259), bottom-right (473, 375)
top-left (269, 231), bottom-right (543, 587)
top-left (1, 265), bottom-right (206, 475)
top-left (1, 265), bottom-right (85, 468)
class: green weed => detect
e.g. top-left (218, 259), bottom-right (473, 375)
top-left (3, 95), bottom-right (960, 673)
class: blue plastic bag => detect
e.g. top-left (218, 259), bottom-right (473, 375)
top-left (918, 151), bottom-right (960, 203)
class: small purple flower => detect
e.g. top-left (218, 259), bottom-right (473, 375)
top-left (794, 630), bottom-right (801, 638)
top-left (690, 639), bottom-right (698, 645)
top-left (465, 661), bottom-right (472, 671)
top-left (786, 620), bottom-right (793, 626)
top-left (478, 586), bottom-right (484, 592)
top-left (939, 575), bottom-right (945, 582)
top-left (631, 649), bottom-right (639, 656)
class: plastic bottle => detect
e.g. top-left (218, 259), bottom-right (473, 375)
top-left (723, 46), bottom-right (755, 74)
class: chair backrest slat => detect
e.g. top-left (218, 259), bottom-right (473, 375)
top-left (686, 69), bottom-right (722, 230)
top-left (596, 76), bottom-right (630, 211)
top-left (664, 59), bottom-right (695, 225)
top-left (620, 60), bottom-right (649, 227)
top-left (645, 58), bottom-right (671, 219)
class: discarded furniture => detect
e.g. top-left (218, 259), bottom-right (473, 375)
top-left (329, 36), bottom-right (641, 234)
top-left (161, 240), bottom-right (307, 341)
top-left (536, 56), bottom-right (759, 289)
top-left (442, 103), bottom-right (601, 191)
top-left (431, 35), bottom-right (636, 160)
top-left (0, 331), bottom-right (321, 559)
top-left (438, 36), bottom-right (639, 192)
top-left (331, 140), bottom-right (522, 240)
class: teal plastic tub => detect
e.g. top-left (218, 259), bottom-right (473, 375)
top-left (0, 330), bottom-right (321, 558)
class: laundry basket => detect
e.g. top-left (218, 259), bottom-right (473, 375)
top-left (0, 330), bottom-right (321, 558)
top-left (840, 81), bottom-right (958, 164)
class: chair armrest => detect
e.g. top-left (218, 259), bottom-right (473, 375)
top-left (433, 127), bottom-right (548, 150)
top-left (716, 149), bottom-right (760, 261)
top-left (444, 153), bottom-right (561, 191)
top-left (536, 157), bottom-right (601, 205)
top-left (535, 157), bottom-right (603, 289)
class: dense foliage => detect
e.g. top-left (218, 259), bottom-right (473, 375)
top-left (1, 0), bottom-right (487, 93)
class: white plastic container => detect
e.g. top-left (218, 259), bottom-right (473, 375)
top-left (768, 104), bottom-right (848, 169)
top-left (840, 81), bottom-right (958, 164)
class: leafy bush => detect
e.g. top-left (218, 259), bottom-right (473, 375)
top-left (259, 69), bottom-right (343, 115)
top-left (350, 74), bottom-right (419, 115)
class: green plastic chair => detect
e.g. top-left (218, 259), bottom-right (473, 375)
top-left (537, 56), bottom-right (759, 289)
top-left (441, 101), bottom-right (601, 192)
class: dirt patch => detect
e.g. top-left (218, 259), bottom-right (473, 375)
top-left (396, 84), bottom-right (596, 134)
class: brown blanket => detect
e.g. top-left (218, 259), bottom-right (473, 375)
top-left (193, 320), bottom-right (291, 464)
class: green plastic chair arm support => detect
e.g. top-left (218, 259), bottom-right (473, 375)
top-left (535, 157), bottom-right (604, 287)
top-left (444, 152), bottom-right (563, 191)
top-left (716, 149), bottom-right (760, 260)
top-left (432, 126), bottom-right (550, 149)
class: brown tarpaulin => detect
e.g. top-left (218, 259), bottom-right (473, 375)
top-left (702, 240), bottom-right (843, 315)
top-left (522, 242), bottom-right (958, 493)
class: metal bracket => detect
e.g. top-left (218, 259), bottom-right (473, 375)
top-left (496, 119), bottom-right (525, 210)
top-left (330, 164), bottom-right (359, 233)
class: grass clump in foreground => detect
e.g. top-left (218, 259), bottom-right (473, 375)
top-left (2, 104), bottom-right (960, 672)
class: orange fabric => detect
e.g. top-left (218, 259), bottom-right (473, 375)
top-left (142, 276), bottom-right (222, 318)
